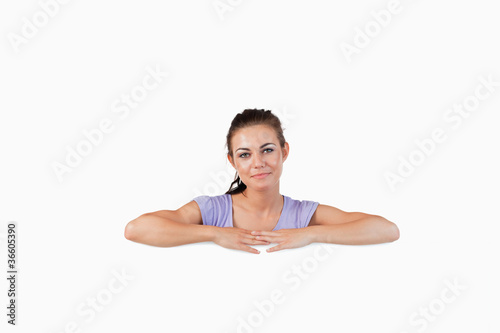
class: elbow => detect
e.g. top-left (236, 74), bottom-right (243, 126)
top-left (374, 215), bottom-right (399, 242)
top-left (387, 221), bottom-right (400, 242)
top-left (124, 221), bottom-right (135, 241)
top-left (124, 216), bottom-right (143, 241)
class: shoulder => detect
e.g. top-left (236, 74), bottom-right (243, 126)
top-left (282, 195), bottom-right (320, 228)
top-left (284, 195), bottom-right (320, 211)
top-left (192, 194), bottom-right (231, 226)
top-left (192, 194), bottom-right (230, 210)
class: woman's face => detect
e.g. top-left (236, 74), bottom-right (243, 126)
top-left (228, 125), bottom-right (289, 191)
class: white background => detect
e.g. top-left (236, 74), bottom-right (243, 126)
top-left (1, 0), bottom-right (499, 332)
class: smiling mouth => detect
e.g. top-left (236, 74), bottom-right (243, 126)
top-left (253, 173), bottom-right (270, 178)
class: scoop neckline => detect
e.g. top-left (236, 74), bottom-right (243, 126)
top-left (227, 194), bottom-right (287, 231)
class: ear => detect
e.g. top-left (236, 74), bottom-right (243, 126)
top-left (227, 154), bottom-right (235, 169)
top-left (282, 142), bottom-right (290, 162)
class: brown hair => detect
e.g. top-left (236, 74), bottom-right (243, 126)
top-left (225, 109), bottom-right (286, 196)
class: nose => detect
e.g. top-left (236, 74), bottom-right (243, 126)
top-left (252, 153), bottom-right (265, 168)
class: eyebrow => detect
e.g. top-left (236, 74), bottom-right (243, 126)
top-left (236, 143), bottom-right (276, 152)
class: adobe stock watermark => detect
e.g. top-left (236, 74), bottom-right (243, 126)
top-left (51, 64), bottom-right (168, 183)
top-left (192, 106), bottom-right (296, 197)
top-left (340, 0), bottom-right (403, 64)
top-left (52, 268), bottom-right (134, 333)
top-left (212, 0), bottom-right (244, 21)
top-left (7, 0), bottom-right (72, 54)
top-left (397, 277), bottom-right (467, 333)
top-left (384, 73), bottom-right (499, 192)
top-left (234, 244), bottom-right (338, 333)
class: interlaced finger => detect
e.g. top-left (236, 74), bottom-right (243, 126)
top-left (243, 235), bottom-right (270, 245)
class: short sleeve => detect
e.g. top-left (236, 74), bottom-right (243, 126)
top-left (300, 200), bottom-right (320, 228)
top-left (192, 196), bottom-right (214, 226)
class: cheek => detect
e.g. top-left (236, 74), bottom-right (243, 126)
top-left (237, 160), bottom-right (251, 169)
top-left (270, 156), bottom-right (281, 166)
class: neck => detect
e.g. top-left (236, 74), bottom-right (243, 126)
top-left (239, 184), bottom-right (283, 217)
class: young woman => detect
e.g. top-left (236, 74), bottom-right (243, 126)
top-left (124, 109), bottom-right (399, 254)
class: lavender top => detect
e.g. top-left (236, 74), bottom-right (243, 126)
top-left (192, 194), bottom-right (319, 230)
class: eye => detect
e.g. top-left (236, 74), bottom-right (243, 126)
top-left (239, 148), bottom-right (274, 158)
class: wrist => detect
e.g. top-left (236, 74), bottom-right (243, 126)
top-left (305, 225), bottom-right (319, 244)
top-left (206, 225), bottom-right (221, 242)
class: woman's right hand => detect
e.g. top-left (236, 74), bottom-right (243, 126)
top-left (213, 227), bottom-right (270, 254)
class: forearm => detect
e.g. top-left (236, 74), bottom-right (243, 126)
top-left (125, 213), bottom-right (218, 247)
top-left (306, 216), bottom-right (399, 245)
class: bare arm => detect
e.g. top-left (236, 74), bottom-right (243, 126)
top-left (125, 214), bottom-right (218, 247)
top-left (124, 205), bottom-right (218, 247)
top-left (252, 205), bottom-right (399, 252)
top-left (306, 215), bottom-right (399, 245)
top-left (307, 204), bottom-right (399, 244)
top-left (125, 201), bottom-right (272, 253)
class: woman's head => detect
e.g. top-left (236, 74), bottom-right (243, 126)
top-left (225, 109), bottom-right (289, 195)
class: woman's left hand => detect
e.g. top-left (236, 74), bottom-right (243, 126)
top-left (250, 228), bottom-right (313, 252)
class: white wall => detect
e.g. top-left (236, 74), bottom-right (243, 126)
top-left (1, 0), bottom-right (498, 332)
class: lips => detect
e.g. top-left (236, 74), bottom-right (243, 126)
top-left (253, 172), bottom-right (270, 177)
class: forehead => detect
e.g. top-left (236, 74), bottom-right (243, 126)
top-left (232, 125), bottom-right (276, 145)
